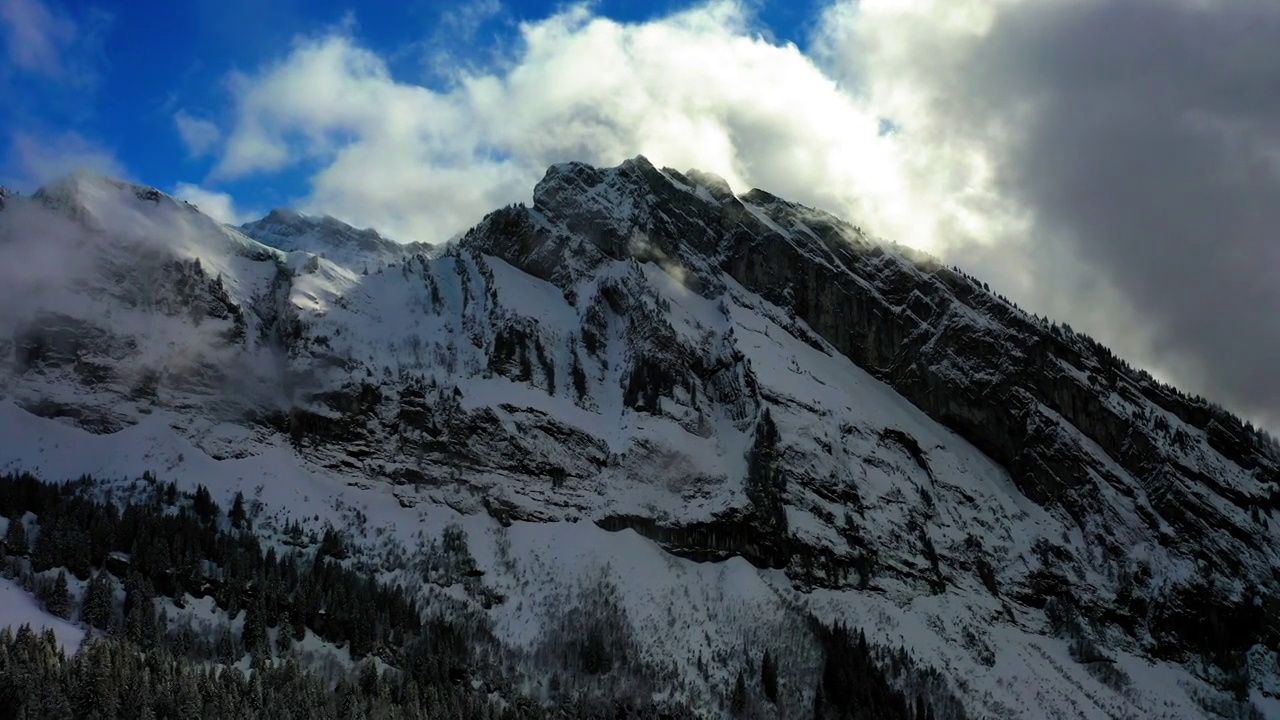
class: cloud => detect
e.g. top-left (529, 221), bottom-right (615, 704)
top-left (173, 110), bottom-right (222, 157)
top-left (172, 182), bottom-right (253, 225)
top-left (440, 0), bottom-right (502, 41)
top-left (0, 0), bottom-right (76, 77)
top-left (0, 0), bottom-right (105, 85)
top-left (0, 177), bottom-right (295, 418)
top-left (6, 130), bottom-right (125, 187)
top-left (211, 2), bottom-right (903, 245)
top-left (204, 0), bottom-right (1280, 427)
top-left (421, 0), bottom-right (507, 80)
top-left (819, 0), bottom-right (1280, 428)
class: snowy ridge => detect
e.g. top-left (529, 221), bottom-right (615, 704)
top-left (240, 207), bottom-right (433, 272)
top-left (0, 158), bottom-right (1278, 718)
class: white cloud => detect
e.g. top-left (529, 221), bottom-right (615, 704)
top-left (173, 110), bottom-right (222, 157)
top-left (8, 130), bottom-right (125, 187)
top-left (172, 182), bottom-right (253, 225)
top-left (212, 1), bottom-right (915, 246)
top-left (0, 0), bottom-right (77, 77)
top-left (200, 0), bottom-right (1084, 274)
top-left (205, 0), bottom-right (1030, 259)
top-left (204, 0), bottom-right (1277, 425)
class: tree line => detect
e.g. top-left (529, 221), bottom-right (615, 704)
top-left (0, 471), bottom-right (961, 719)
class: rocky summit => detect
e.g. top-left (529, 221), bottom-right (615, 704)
top-left (0, 158), bottom-right (1277, 718)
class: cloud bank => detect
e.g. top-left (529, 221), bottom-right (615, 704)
top-left (197, 0), bottom-right (1280, 428)
top-left (821, 0), bottom-right (1280, 428)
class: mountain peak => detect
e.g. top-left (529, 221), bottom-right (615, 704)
top-left (29, 175), bottom-right (255, 250)
top-left (262, 207), bottom-right (304, 224)
top-left (240, 206), bottom-right (428, 269)
top-left (243, 207), bottom-right (384, 241)
top-left (683, 168), bottom-right (735, 203)
top-left (619, 153), bottom-right (656, 172)
top-left (41, 170), bottom-right (173, 201)
top-left (486, 156), bottom-right (870, 291)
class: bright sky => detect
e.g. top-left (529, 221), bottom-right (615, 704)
top-left (3, 0), bottom-right (1279, 430)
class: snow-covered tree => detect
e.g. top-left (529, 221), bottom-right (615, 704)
top-left (82, 570), bottom-right (116, 631)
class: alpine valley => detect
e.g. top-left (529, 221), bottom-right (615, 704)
top-left (0, 157), bottom-right (1277, 719)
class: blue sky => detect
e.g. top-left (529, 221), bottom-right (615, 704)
top-left (0, 0), bottom-right (823, 214)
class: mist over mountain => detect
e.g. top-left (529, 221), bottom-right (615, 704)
top-left (0, 158), bottom-right (1277, 719)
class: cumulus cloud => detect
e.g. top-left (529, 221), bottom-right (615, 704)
top-left (204, 0), bottom-right (1280, 427)
top-left (0, 0), bottom-right (76, 76)
top-left (211, 2), bottom-right (905, 246)
top-left (172, 182), bottom-right (253, 225)
top-left (7, 130), bottom-right (125, 187)
top-left (173, 110), bottom-right (222, 157)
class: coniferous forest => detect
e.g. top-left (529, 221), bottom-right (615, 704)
top-left (0, 472), bottom-right (959, 719)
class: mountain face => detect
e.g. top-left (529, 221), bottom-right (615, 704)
top-left (0, 159), bottom-right (1278, 718)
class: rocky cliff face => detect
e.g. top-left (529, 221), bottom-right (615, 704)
top-left (467, 157), bottom-right (1280, 683)
top-left (2, 161), bottom-right (1278, 717)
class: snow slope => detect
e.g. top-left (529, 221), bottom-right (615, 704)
top-left (0, 161), bottom-right (1277, 718)
top-left (0, 576), bottom-right (85, 654)
top-left (0, 398), bottom-right (1246, 719)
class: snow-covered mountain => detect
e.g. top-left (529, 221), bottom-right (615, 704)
top-left (1, 158), bottom-right (1278, 718)
top-left (240, 207), bottom-right (433, 271)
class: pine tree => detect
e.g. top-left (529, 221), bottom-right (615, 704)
top-left (359, 661), bottom-right (380, 695)
top-left (276, 617), bottom-right (293, 653)
top-left (580, 626), bottom-right (612, 675)
top-left (217, 626), bottom-right (237, 664)
top-left (5, 513), bottom-right (28, 555)
top-left (124, 574), bottom-right (160, 648)
top-left (230, 491), bottom-right (248, 530)
top-left (42, 571), bottom-right (71, 619)
top-left (761, 648), bottom-right (778, 704)
top-left (731, 670), bottom-right (748, 716)
top-left (82, 570), bottom-right (116, 631)
top-left (81, 639), bottom-right (121, 720)
top-left (242, 601), bottom-right (267, 655)
top-left (192, 484), bottom-right (219, 523)
top-left (38, 665), bottom-right (74, 718)
top-left (319, 526), bottom-right (348, 560)
top-left (172, 622), bottom-right (196, 659)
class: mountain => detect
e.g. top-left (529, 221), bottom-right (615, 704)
top-left (240, 207), bottom-right (433, 271)
top-left (0, 158), bottom-right (1277, 719)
